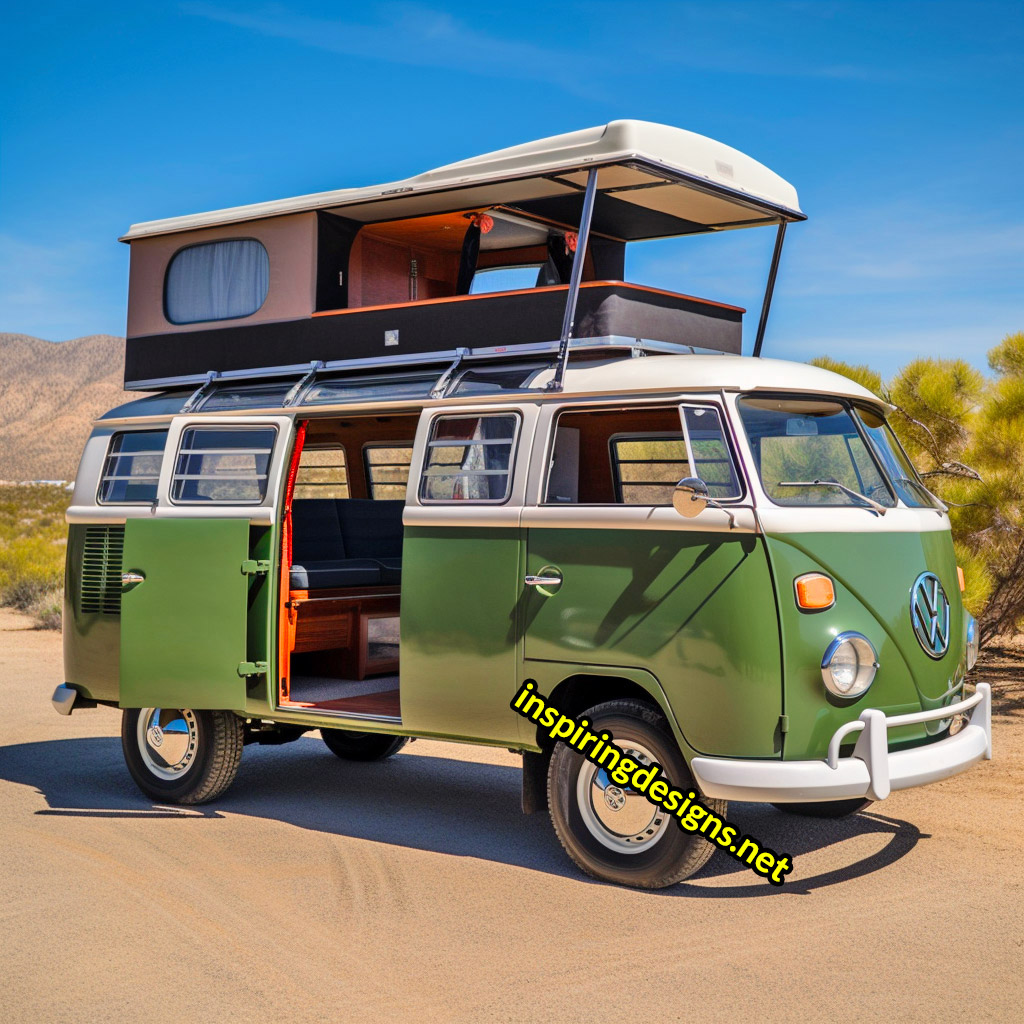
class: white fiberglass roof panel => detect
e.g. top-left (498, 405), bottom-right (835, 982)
top-left (122, 120), bottom-right (802, 242)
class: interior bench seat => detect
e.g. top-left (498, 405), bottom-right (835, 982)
top-left (290, 498), bottom-right (404, 590)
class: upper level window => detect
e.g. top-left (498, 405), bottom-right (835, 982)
top-left (164, 239), bottom-right (269, 325)
top-left (365, 444), bottom-right (413, 500)
top-left (171, 426), bottom-right (276, 504)
top-left (420, 414), bottom-right (518, 503)
top-left (469, 265), bottom-right (544, 294)
top-left (98, 430), bottom-right (167, 504)
top-left (293, 445), bottom-right (349, 500)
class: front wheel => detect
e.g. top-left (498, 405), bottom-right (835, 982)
top-left (771, 798), bottom-right (872, 819)
top-left (121, 707), bottom-right (244, 804)
top-left (547, 699), bottom-right (727, 889)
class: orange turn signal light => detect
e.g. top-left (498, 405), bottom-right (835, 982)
top-left (795, 573), bottom-right (835, 611)
top-left (957, 566), bottom-right (965, 592)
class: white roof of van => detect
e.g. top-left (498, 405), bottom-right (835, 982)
top-left (121, 120), bottom-right (803, 241)
top-left (540, 354), bottom-right (879, 403)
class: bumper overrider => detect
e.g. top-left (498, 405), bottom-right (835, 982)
top-left (691, 683), bottom-right (992, 803)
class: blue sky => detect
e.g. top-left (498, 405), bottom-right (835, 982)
top-left (1, 1), bottom-right (1022, 376)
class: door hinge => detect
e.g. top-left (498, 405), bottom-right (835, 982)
top-left (237, 661), bottom-right (268, 677)
top-left (240, 559), bottom-right (271, 576)
top-left (778, 714), bottom-right (789, 734)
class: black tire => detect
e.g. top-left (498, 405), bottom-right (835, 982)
top-left (771, 798), bottom-right (872, 819)
top-left (121, 707), bottom-right (244, 805)
top-left (547, 699), bottom-right (727, 889)
top-left (321, 728), bottom-right (408, 761)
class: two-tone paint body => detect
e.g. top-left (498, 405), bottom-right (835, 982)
top-left (60, 355), bottom-right (991, 801)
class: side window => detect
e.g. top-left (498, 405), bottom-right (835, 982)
top-left (420, 414), bottom-right (518, 503)
top-left (293, 445), bottom-right (349, 499)
top-left (611, 436), bottom-right (691, 505)
top-left (365, 444), bottom-right (413, 500)
top-left (545, 404), bottom-right (741, 505)
top-left (171, 426), bottom-right (276, 504)
top-left (98, 430), bottom-right (168, 504)
top-left (164, 239), bottom-right (269, 324)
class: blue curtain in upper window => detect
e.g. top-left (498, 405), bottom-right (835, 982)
top-left (165, 239), bottom-right (270, 324)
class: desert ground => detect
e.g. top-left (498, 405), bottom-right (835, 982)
top-left (1, 606), bottom-right (1021, 1023)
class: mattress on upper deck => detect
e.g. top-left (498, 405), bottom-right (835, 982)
top-left (123, 282), bottom-right (743, 388)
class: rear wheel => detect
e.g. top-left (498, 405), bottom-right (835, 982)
top-left (121, 707), bottom-right (244, 804)
top-left (547, 699), bottom-right (726, 889)
top-left (772, 798), bottom-right (872, 818)
top-left (321, 728), bottom-right (408, 761)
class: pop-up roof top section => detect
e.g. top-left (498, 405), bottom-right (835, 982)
top-left (120, 121), bottom-right (804, 390)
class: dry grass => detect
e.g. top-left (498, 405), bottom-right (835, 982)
top-left (0, 484), bottom-right (70, 629)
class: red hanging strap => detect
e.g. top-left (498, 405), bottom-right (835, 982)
top-left (282, 420), bottom-right (307, 568)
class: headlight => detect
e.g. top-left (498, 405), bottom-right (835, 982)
top-left (966, 615), bottom-right (979, 672)
top-left (821, 632), bottom-right (878, 698)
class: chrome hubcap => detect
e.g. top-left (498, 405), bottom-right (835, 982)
top-left (137, 708), bottom-right (199, 781)
top-left (576, 740), bottom-right (670, 854)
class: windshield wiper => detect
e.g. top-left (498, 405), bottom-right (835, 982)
top-left (778, 480), bottom-right (889, 515)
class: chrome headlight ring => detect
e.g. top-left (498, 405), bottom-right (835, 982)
top-left (821, 631), bottom-right (879, 699)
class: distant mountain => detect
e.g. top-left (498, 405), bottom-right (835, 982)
top-left (0, 334), bottom-right (137, 482)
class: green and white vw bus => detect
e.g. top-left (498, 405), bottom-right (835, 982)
top-left (55, 121), bottom-right (991, 888)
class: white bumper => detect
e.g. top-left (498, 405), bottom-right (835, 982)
top-left (691, 682), bottom-right (992, 803)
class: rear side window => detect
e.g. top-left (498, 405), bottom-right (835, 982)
top-left (165, 239), bottom-right (269, 324)
top-left (98, 430), bottom-right (167, 504)
top-left (293, 445), bottom-right (349, 499)
top-left (365, 444), bottom-right (413, 500)
top-left (171, 426), bottom-right (276, 504)
top-left (420, 414), bottom-right (518, 502)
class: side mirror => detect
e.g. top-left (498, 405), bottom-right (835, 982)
top-left (673, 477), bottom-right (709, 518)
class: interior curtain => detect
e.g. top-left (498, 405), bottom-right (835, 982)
top-left (166, 239), bottom-right (269, 323)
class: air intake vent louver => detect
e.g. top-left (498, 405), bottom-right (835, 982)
top-left (80, 526), bottom-right (125, 615)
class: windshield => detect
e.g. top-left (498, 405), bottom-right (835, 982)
top-left (737, 396), bottom-right (899, 509)
top-left (853, 406), bottom-right (943, 509)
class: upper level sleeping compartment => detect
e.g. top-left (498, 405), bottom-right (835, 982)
top-left (120, 120), bottom-right (805, 389)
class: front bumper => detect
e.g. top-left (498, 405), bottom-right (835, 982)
top-left (691, 682), bottom-right (992, 803)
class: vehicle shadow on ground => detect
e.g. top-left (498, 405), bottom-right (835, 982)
top-left (0, 734), bottom-right (928, 897)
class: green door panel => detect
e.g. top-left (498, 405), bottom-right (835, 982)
top-left (120, 518), bottom-right (252, 711)
top-left (399, 525), bottom-right (522, 744)
top-left (524, 528), bottom-right (782, 758)
top-left (764, 529), bottom-right (965, 760)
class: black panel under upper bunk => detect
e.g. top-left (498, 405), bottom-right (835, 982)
top-left (123, 283), bottom-right (743, 387)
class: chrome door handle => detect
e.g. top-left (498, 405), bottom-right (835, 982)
top-left (121, 572), bottom-right (145, 587)
top-left (525, 575), bottom-right (562, 587)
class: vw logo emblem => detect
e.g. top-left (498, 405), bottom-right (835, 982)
top-left (911, 572), bottom-right (950, 659)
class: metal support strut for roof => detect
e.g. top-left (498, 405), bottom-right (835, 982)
top-left (547, 166), bottom-right (599, 391)
top-left (752, 220), bottom-right (787, 358)
top-left (430, 348), bottom-right (470, 399)
top-left (283, 360), bottom-right (324, 406)
top-left (181, 370), bottom-right (219, 413)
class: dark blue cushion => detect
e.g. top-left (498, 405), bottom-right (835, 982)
top-left (336, 499), bottom-right (404, 560)
top-left (375, 557), bottom-right (403, 585)
top-left (290, 559), bottom-right (381, 590)
top-left (291, 500), bottom-right (345, 562)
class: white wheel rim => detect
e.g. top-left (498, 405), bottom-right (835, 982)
top-left (575, 740), bottom-right (670, 855)
top-left (137, 708), bottom-right (199, 781)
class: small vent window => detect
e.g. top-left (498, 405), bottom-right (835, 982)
top-left (421, 414), bottom-right (518, 503)
top-left (165, 239), bottom-right (269, 324)
top-left (98, 431), bottom-right (167, 504)
top-left (172, 426), bottom-right (276, 504)
top-left (80, 525), bottom-right (125, 615)
top-left (294, 445), bottom-right (349, 499)
top-left (365, 444), bottom-right (413, 500)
